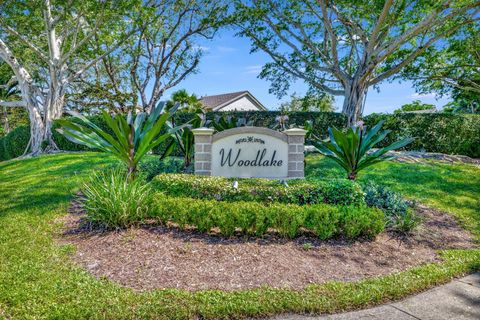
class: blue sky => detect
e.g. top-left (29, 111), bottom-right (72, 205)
top-left (164, 30), bottom-right (450, 114)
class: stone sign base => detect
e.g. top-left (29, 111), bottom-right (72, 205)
top-left (192, 126), bottom-right (306, 179)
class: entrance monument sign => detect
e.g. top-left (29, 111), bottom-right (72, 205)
top-left (192, 127), bottom-right (306, 179)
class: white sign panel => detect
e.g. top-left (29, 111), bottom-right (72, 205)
top-left (211, 133), bottom-right (288, 178)
top-left (192, 127), bottom-right (306, 179)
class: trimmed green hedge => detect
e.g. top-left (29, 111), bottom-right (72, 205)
top-left (363, 113), bottom-right (480, 158)
top-left (0, 125), bottom-right (30, 161)
top-left (153, 194), bottom-right (384, 239)
top-left (0, 111), bottom-right (345, 161)
top-left (152, 174), bottom-right (365, 206)
top-left (0, 115), bottom-right (115, 161)
top-left (2, 112), bottom-right (479, 161)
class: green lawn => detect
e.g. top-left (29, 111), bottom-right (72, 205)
top-left (0, 152), bottom-right (479, 319)
top-left (306, 155), bottom-right (480, 238)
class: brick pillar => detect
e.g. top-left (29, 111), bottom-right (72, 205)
top-left (192, 128), bottom-right (214, 176)
top-left (284, 128), bottom-right (307, 179)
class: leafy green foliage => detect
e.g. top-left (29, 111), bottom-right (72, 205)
top-left (314, 121), bottom-right (414, 180)
top-left (161, 108), bottom-right (206, 169)
top-left (363, 182), bottom-right (419, 233)
top-left (279, 91), bottom-right (335, 113)
top-left (1, 111), bottom-right (347, 161)
top-left (152, 174), bottom-right (365, 206)
top-left (339, 206), bottom-right (386, 239)
top-left (2, 112), bottom-right (479, 161)
top-left (56, 102), bottom-right (177, 177)
top-left (405, 24), bottom-right (480, 112)
top-left (0, 65), bottom-right (27, 136)
top-left (166, 89), bottom-right (205, 112)
top-left (306, 155), bottom-right (480, 239)
top-left (153, 194), bottom-right (383, 239)
top-left (234, 0), bottom-right (478, 124)
top-left (0, 125), bottom-right (29, 160)
top-left (394, 100), bottom-right (436, 114)
top-left (363, 113), bottom-right (480, 157)
top-left (137, 157), bottom-right (184, 181)
top-left (0, 153), bottom-right (479, 318)
top-left (82, 168), bottom-right (154, 228)
top-left (211, 113), bottom-right (253, 131)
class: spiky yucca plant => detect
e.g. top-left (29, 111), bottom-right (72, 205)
top-left (314, 121), bottom-right (414, 180)
top-left (56, 102), bottom-right (179, 179)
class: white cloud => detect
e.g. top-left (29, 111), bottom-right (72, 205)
top-left (244, 65), bottom-right (263, 74)
top-left (410, 92), bottom-right (437, 99)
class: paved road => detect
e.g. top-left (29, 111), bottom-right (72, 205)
top-left (273, 273), bottom-right (480, 320)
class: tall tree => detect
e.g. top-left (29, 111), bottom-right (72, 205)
top-left (79, 0), bottom-right (229, 114)
top-left (279, 91), bottom-right (334, 112)
top-left (235, 0), bottom-right (480, 125)
top-left (404, 24), bottom-right (480, 111)
top-left (0, 0), bottom-right (138, 155)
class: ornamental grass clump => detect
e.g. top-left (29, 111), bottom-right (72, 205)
top-left (82, 168), bottom-right (154, 229)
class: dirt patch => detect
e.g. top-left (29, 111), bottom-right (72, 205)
top-left (58, 200), bottom-right (475, 292)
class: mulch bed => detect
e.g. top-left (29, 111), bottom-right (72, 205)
top-left (58, 197), bottom-right (476, 292)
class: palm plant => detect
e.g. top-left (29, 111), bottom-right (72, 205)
top-left (56, 102), bottom-right (179, 179)
top-left (166, 89), bottom-right (205, 112)
top-left (211, 114), bottom-right (253, 132)
top-left (314, 121), bottom-right (414, 180)
top-left (161, 108), bottom-right (207, 169)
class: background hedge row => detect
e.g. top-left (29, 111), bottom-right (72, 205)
top-left (363, 113), bottom-right (480, 158)
top-left (1, 111), bottom-right (479, 161)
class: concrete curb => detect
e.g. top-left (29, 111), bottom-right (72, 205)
top-left (272, 273), bottom-right (480, 320)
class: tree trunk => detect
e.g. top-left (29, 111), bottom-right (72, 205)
top-left (26, 103), bottom-right (45, 156)
top-left (43, 86), bottom-right (65, 153)
top-left (342, 79), bottom-right (368, 127)
top-left (0, 39), bottom-right (46, 156)
top-left (2, 106), bottom-right (10, 134)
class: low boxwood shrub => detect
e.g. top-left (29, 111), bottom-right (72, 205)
top-left (82, 168), bottom-right (154, 228)
top-left (363, 182), bottom-right (419, 232)
top-left (152, 194), bottom-right (384, 239)
top-left (152, 174), bottom-right (365, 206)
top-left (339, 205), bottom-right (386, 239)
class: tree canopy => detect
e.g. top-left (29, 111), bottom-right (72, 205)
top-left (279, 91), bottom-right (335, 113)
top-left (393, 100), bottom-right (436, 114)
top-left (235, 0), bottom-right (480, 125)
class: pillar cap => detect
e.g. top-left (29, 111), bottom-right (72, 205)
top-left (192, 127), bottom-right (214, 135)
top-left (284, 128), bottom-right (307, 136)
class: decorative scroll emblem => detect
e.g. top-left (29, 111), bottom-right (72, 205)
top-left (235, 136), bottom-right (265, 144)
